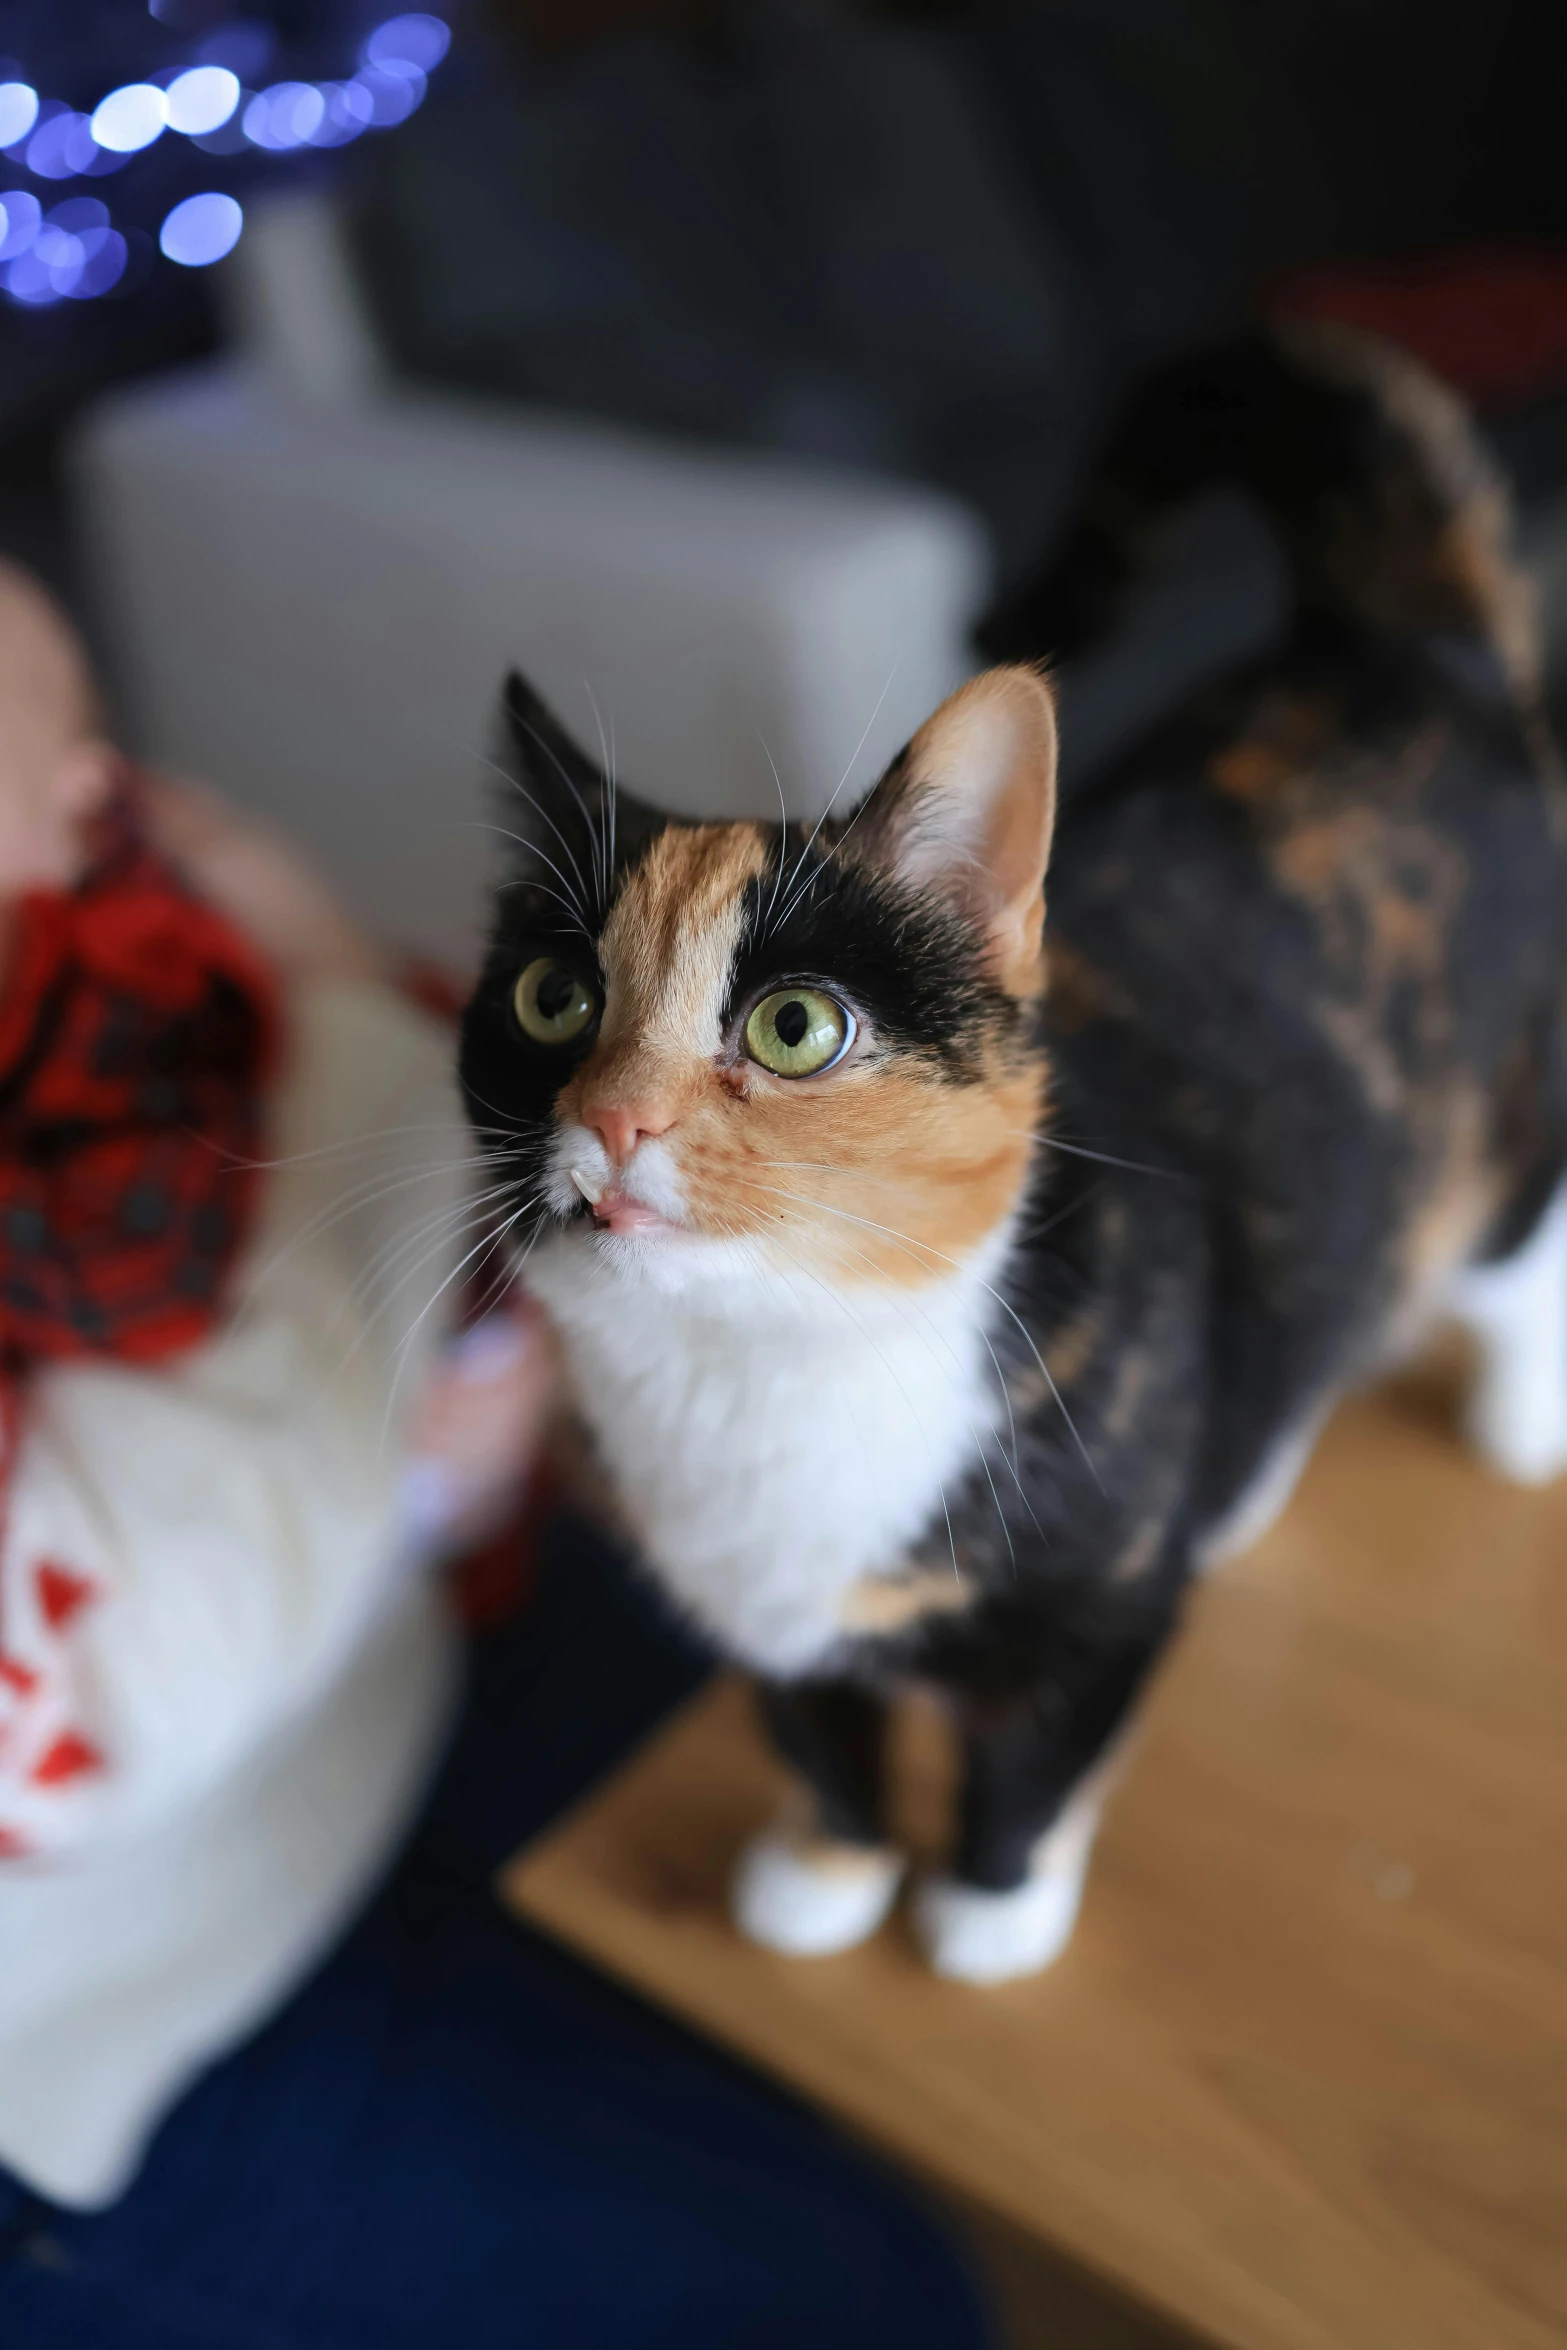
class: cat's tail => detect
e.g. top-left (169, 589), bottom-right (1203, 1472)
top-left (980, 321), bottom-right (1538, 707)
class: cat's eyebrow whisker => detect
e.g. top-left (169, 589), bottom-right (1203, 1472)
top-left (768, 724), bottom-right (893, 933)
top-left (472, 750), bottom-right (596, 919)
top-left (583, 679), bottom-right (615, 908)
top-left (769, 662), bottom-right (898, 937)
top-left (749, 1180), bottom-right (1102, 1494)
top-left (468, 812), bottom-right (594, 937)
top-left (755, 732), bottom-right (792, 934)
top-left (489, 723), bottom-right (606, 924)
top-left (605, 710), bottom-right (619, 880)
top-left (493, 873), bottom-right (595, 937)
top-left (776, 788), bottom-right (877, 932)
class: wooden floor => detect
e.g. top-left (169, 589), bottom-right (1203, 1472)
top-left (502, 1361), bottom-right (1567, 2350)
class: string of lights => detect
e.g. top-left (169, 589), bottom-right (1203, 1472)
top-left (0, 10), bottom-right (450, 309)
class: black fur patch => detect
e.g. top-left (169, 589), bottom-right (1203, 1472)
top-left (461, 332), bottom-right (1567, 1908)
top-left (727, 839), bottom-right (1022, 1079)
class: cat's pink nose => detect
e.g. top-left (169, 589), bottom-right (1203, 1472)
top-left (580, 1096), bottom-right (676, 1165)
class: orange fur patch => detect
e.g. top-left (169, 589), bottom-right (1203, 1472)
top-left (839, 1566), bottom-right (975, 1635)
top-left (717, 1056), bottom-right (1045, 1285)
top-left (562, 824), bottom-right (767, 1135)
top-left (559, 813), bottom-right (1048, 1288)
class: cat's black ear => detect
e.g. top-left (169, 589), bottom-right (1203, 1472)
top-left (850, 665), bottom-right (1058, 993)
top-left (499, 668), bottom-right (606, 843)
top-left (494, 669), bottom-right (662, 921)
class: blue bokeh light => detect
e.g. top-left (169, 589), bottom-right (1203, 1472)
top-left (159, 189), bottom-right (243, 267)
top-left (307, 81), bottom-right (375, 149)
top-left (0, 82), bottom-right (38, 148)
top-left (165, 66), bottom-right (240, 138)
top-left (0, 189), bottom-right (39, 258)
top-left (0, 7), bottom-right (450, 302)
top-left (243, 81), bottom-right (326, 152)
top-left (0, 187), bottom-right (130, 303)
top-left (90, 83), bottom-right (166, 155)
top-left (363, 15), bottom-right (450, 73)
top-left (5, 249), bottom-right (61, 305)
top-left (26, 108), bottom-right (99, 181)
top-left (33, 221), bottom-right (84, 276)
top-left (47, 197), bottom-right (109, 235)
top-left (353, 65), bottom-right (426, 127)
top-left (71, 225), bottom-right (127, 298)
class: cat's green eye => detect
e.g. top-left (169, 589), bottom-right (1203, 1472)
top-left (744, 987), bottom-right (853, 1079)
top-left (513, 957), bottom-right (599, 1046)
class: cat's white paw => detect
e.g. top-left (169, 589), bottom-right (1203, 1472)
top-left (1449, 1181), bottom-right (1567, 1487)
top-left (912, 1866), bottom-right (1084, 1984)
top-left (732, 1830), bottom-right (903, 1957)
top-left (1463, 1370), bottom-right (1567, 1486)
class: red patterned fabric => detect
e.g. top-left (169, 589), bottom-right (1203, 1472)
top-left (0, 801), bottom-right (279, 1386)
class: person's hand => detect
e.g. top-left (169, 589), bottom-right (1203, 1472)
top-left (0, 563), bottom-right (117, 934)
top-left (139, 772), bottom-right (386, 987)
top-left (401, 1302), bottom-right (562, 1553)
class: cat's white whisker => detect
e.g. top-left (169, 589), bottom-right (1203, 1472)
top-left (329, 1182), bottom-right (538, 1377)
top-left (1003, 1129), bottom-right (1179, 1180)
top-left (748, 1180), bottom-right (1102, 1494)
top-left (583, 679), bottom-right (616, 905)
top-left (768, 661), bottom-right (898, 936)
top-left (749, 1159), bottom-right (1046, 1522)
top-left (801, 1225), bottom-right (1018, 1571)
top-left (378, 1191), bottom-right (546, 1451)
top-left (469, 814), bottom-right (594, 937)
top-left (233, 1146), bottom-right (522, 1313)
top-left (716, 1215), bottom-right (967, 1593)
top-left (756, 731), bottom-right (792, 932)
top-left (340, 1175), bottom-right (527, 1326)
top-left (214, 1119), bottom-right (508, 1179)
top-left (480, 731), bottom-right (601, 925)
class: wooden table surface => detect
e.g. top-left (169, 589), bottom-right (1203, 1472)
top-left (502, 1365), bottom-right (1567, 2350)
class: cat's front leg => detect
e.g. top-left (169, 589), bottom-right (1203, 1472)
top-left (913, 1621), bottom-right (1174, 1985)
top-left (732, 1679), bottom-right (904, 1958)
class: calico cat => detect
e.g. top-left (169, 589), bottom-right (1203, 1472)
top-left (460, 324), bottom-right (1567, 1983)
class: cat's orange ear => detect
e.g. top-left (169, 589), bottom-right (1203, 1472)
top-left (852, 665), bottom-right (1058, 995)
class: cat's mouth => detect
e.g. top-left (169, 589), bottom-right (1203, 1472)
top-left (570, 1167), bottom-right (682, 1239)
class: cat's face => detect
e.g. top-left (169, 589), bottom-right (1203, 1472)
top-left (459, 666), bottom-right (1057, 1310)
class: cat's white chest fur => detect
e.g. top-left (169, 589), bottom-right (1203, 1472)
top-left (527, 1237), bottom-right (1004, 1676)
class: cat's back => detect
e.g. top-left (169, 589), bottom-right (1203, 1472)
top-left (1022, 655), bottom-right (1567, 1506)
top-left (1043, 660), bottom-right (1567, 1164)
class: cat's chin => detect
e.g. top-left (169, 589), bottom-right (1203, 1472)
top-left (590, 1226), bottom-right (742, 1297)
top-left (527, 1218), bottom-right (773, 1306)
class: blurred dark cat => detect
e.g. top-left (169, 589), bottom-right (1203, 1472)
top-left (461, 325), bottom-right (1567, 1980)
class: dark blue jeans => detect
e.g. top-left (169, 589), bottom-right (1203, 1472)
top-left (0, 1523), bottom-right (993, 2350)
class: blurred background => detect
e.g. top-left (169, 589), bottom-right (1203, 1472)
top-left (5, 0), bottom-right (1567, 967)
